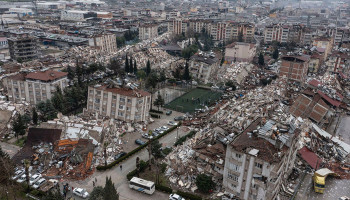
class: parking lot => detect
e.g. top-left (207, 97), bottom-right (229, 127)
top-left (119, 108), bottom-right (185, 153)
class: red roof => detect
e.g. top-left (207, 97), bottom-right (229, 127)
top-left (26, 70), bottom-right (67, 81)
top-left (309, 79), bottom-right (322, 87)
top-left (298, 146), bottom-right (322, 169)
top-left (317, 91), bottom-right (342, 107)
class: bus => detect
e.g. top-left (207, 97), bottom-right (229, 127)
top-left (129, 177), bottom-right (155, 195)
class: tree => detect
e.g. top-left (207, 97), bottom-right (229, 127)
top-left (24, 159), bottom-right (30, 191)
top-left (146, 60), bottom-right (151, 76)
top-left (258, 52), bottom-right (265, 66)
top-left (182, 61), bottom-right (191, 81)
top-left (153, 92), bottom-right (164, 111)
top-left (196, 174), bottom-right (215, 193)
top-left (0, 146), bottom-right (14, 185)
top-left (146, 72), bottom-right (158, 89)
top-left (272, 48), bottom-right (279, 60)
top-left (51, 86), bottom-right (65, 112)
top-left (116, 36), bottom-right (126, 48)
top-left (89, 186), bottom-right (104, 200)
top-left (12, 114), bottom-right (26, 138)
top-left (182, 44), bottom-right (198, 59)
top-left (32, 108), bottom-right (38, 125)
top-left (37, 100), bottom-right (57, 122)
top-left (151, 140), bottom-right (163, 159)
top-left (129, 55), bottom-right (133, 73)
top-left (75, 65), bottom-right (83, 81)
top-left (174, 68), bottom-right (181, 79)
top-left (67, 66), bottom-right (75, 81)
top-left (42, 190), bottom-right (65, 200)
top-left (133, 60), bottom-right (137, 74)
top-left (104, 177), bottom-right (119, 200)
top-left (109, 58), bottom-right (122, 75)
top-left (159, 71), bottom-right (166, 82)
top-left (238, 30), bottom-right (243, 42)
top-left (136, 70), bottom-right (146, 80)
top-left (125, 55), bottom-right (129, 73)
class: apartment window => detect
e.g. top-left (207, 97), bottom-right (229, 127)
top-left (230, 163), bottom-right (240, 172)
top-left (89, 90), bottom-right (94, 94)
top-left (120, 97), bottom-right (125, 102)
top-left (112, 103), bottom-right (116, 107)
top-left (111, 111), bottom-right (115, 116)
top-left (138, 99), bottom-right (143, 104)
top-left (113, 95), bottom-right (117, 100)
top-left (119, 105), bottom-right (124, 110)
top-left (127, 99), bottom-right (132, 103)
top-left (118, 111), bottom-right (124, 116)
top-left (102, 108), bottom-right (105, 112)
top-left (95, 98), bottom-right (100, 103)
top-left (236, 153), bottom-right (241, 159)
top-left (89, 105), bottom-right (93, 110)
top-left (103, 93), bottom-right (107, 98)
top-left (126, 107), bottom-right (130, 111)
top-left (230, 183), bottom-right (236, 189)
top-left (228, 172), bottom-right (238, 182)
top-left (255, 162), bottom-right (263, 169)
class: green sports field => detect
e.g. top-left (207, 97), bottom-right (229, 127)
top-left (165, 88), bottom-right (222, 113)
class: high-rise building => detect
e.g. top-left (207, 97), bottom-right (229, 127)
top-left (88, 34), bottom-right (117, 53)
top-left (8, 36), bottom-right (38, 62)
top-left (279, 56), bottom-right (310, 82)
top-left (139, 24), bottom-right (159, 40)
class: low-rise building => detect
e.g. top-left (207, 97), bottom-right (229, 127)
top-left (223, 118), bottom-right (300, 200)
top-left (139, 24), bottom-right (158, 40)
top-left (225, 42), bottom-right (256, 63)
top-left (3, 70), bottom-right (68, 104)
top-left (85, 85), bottom-right (151, 122)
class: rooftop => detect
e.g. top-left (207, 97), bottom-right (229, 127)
top-left (94, 85), bottom-right (151, 97)
top-left (26, 70), bottom-right (68, 81)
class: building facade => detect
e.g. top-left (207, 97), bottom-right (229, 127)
top-left (86, 85), bottom-right (151, 122)
top-left (139, 24), bottom-right (159, 40)
top-left (189, 54), bottom-right (219, 84)
top-left (88, 34), bottom-right (117, 53)
top-left (3, 70), bottom-right (68, 105)
top-left (223, 118), bottom-right (300, 200)
top-left (8, 36), bottom-right (38, 62)
top-left (225, 42), bottom-right (256, 63)
top-left (279, 56), bottom-right (310, 82)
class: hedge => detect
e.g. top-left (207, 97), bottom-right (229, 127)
top-left (155, 184), bottom-right (172, 193)
top-left (150, 109), bottom-right (164, 114)
top-left (150, 113), bottom-right (161, 118)
top-left (174, 131), bottom-right (196, 146)
top-left (126, 160), bottom-right (149, 180)
top-left (96, 122), bottom-right (181, 171)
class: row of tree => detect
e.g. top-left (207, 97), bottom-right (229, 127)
top-left (124, 55), bottom-right (138, 74)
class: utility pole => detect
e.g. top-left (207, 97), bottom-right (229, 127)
top-left (148, 130), bottom-right (152, 170)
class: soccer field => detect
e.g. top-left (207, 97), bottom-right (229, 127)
top-left (164, 88), bottom-right (222, 113)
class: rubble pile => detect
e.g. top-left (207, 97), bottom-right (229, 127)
top-left (219, 63), bottom-right (254, 85)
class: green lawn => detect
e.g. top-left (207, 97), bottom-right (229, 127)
top-left (14, 136), bottom-right (27, 147)
top-left (165, 88), bottom-right (222, 113)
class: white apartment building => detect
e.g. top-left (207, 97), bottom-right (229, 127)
top-left (225, 42), bottom-right (256, 63)
top-left (86, 85), bottom-right (151, 122)
top-left (168, 19), bottom-right (188, 35)
top-left (61, 10), bottom-right (88, 21)
top-left (139, 24), bottom-right (159, 40)
top-left (88, 34), bottom-right (117, 53)
top-left (189, 54), bottom-right (219, 84)
top-left (223, 118), bottom-right (300, 200)
top-left (3, 70), bottom-right (68, 105)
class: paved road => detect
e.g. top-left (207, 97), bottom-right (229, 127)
top-left (0, 141), bottom-right (20, 158)
top-left (68, 120), bottom-right (188, 199)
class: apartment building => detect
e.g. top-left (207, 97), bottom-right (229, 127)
top-left (61, 10), bottom-right (112, 21)
top-left (88, 34), bottom-right (117, 53)
top-left (8, 36), bottom-right (38, 62)
top-left (189, 53), bottom-right (219, 84)
top-left (86, 85), bottom-right (151, 122)
top-left (223, 118), bottom-right (300, 200)
top-left (139, 24), bottom-right (159, 40)
top-left (168, 19), bottom-right (188, 35)
top-left (312, 36), bottom-right (334, 61)
top-left (279, 55), bottom-right (310, 82)
top-left (3, 70), bottom-right (68, 105)
top-left (225, 42), bottom-right (256, 63)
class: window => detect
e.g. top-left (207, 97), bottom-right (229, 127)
top-left (228, 172), bottom-right (238, 182)
top-left (112, 103), bottom-right (116, 107)
top-left (89, 105), bottom-right (93, 110)
top-left (118, 111), bottom-right (124, 116)
top-left (111, 111), bottom-right (115, 116)
top-left (127, 107), bottom-right (130, 111)
top-left (119, 105), bottom-right (124, 110)
top-left (113, 95), bottom-right (117, 100)
top-left (103, 93), bottom-right (107, 98)
top-left (255, 162), bottom-right (262, 169)
top-left (230, 183), bottom-right (236, 189)
top-left (138, 99), bottom-right (143, 104)
top-left (120, 97), bottom-right (125, 102)
top-left (95, 98), bottom-right (100, 103)
top-left (127, 99), bottom-right (132, 103)
top-left (230, 163), bottom-right (240, 172)
top-left (236, 153), bottom-right (241, 159)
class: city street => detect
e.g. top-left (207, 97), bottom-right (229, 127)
top-left (67, 109), bottom-right (189, 199)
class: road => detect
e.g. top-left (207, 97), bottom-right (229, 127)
top-left (0, 141), bottom-right (20, 158)
top-left (67, 113), bottom-right (189, 200)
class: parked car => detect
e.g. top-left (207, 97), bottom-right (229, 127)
top-left (152, 132), bottom-right (159, 137)
top-left (142, 133), bottom-right (153, 139)
top-left (33, 178), bottom-right (46, 189)
top-left (11, 169), bottom-right (25, 180)
top-left (114, 152), bottom-right (127, 160)
top-left (73, 188), bottom-right (89, 199)
top-left (166, 110), bottom-right (172, 115)
top-left (135, 139), bottom-right (146, 145)
top-left (29, 174), bottom-right (41, 185)
top-left (17, 174), bottom-right (28, 183)
top-left (160, 126), bottom-right (169, 131)
top-left (174, 116), bottom-right (185, 121)
top-left (168, 121), bottom-right (178, 126)
top-left (169, 194), bottom-right (184, 200)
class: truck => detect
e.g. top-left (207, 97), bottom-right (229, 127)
top-left (313, 168), bottom-right (338, 193)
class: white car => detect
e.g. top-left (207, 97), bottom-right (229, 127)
top-left (11, 169), bottom-right (25, 180)
top-left (33, 178), bottom-right (46, 189)
top-left (168, 121), bottom-right (178, 126)
top-left (17, 174), bottom-right (28, 183)
top-left (73, 188), bottom-right (89, 199)
top-left (160, 126), bottom-right (169, 131)
top-left (169, 194), bottom-right (184, 200)
top-left (29, 174), bottom-right (41, 185)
